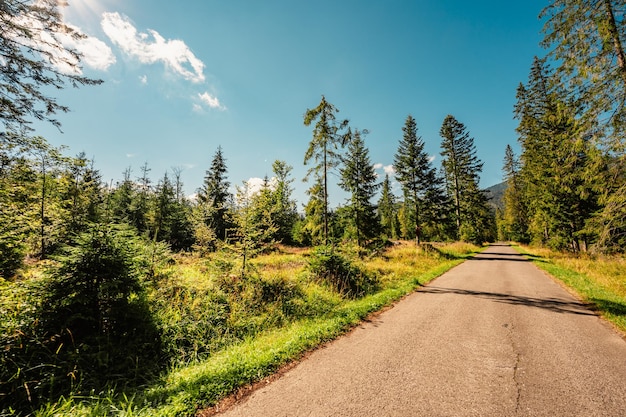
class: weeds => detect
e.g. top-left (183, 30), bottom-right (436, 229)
top-left (307, 245), bottom-right (379, 297)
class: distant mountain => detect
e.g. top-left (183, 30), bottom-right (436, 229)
top-left (484, 181), bottom-right (507, 211)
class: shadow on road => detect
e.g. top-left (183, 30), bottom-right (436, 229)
top-left (468, 255), bottom-right (530, 262)
top-left (421, 286), bottom-right (595, 316)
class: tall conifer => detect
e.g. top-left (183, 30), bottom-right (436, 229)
top-left (198, 147), bottom-right (232, 241)
top-left (339, 129), bottom-right (380, 246)
top-left (393, 115), bottom-right (445, 244)
top-left (303, 96), bottom-right (350, 244)
top-left (439, 115), bottom-right (491, 242)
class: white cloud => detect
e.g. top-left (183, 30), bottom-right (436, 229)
top-left (139, 75), bottom-right (148, 84)
top-left (237, 177), bottom-right (278, 201)
top-left (63, 26), bottom-right (116, 72)
top-left (192, 103), bottom-right (204, 113)
top-left (428, 155), bottom-right (436, 163)
top-left (384, 165), bottom-right (395, 175)
top-left (245, 177), bottom-right (266, 195)
top-left (8, 10), bottom-right (115, 75)
top-left (198, 91), bottom-right (225, 110)
top-left (101, 12), bottom-right (205, 83)
top-left (374, 163), bottom-right (395, 176)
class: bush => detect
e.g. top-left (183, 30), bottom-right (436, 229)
top-left (0, 235), bottom-right (24, 278)
top-left (1, 224), bottom-right (161, 413)
top-left (307, 246), bottom-right (379, 298)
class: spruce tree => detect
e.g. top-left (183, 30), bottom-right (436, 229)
top-left (130, 162), bottom-right (151, 234)
top-left (541, 1), bottom-right (626, 252)
top-left (232, 180), bottom-right (278, 275)
top-left (394, 115), bottom-right (447, 244)
top-left (338, 129), bottom-right (380, 246)
top-left (541, 0), bottom-right (626, 147)
top-left (378, 174), bottom-right (399, 239)
top-left (59, 153), bottom-right (103, 241)
top-left (439, 115), bottom-right (491, 242)
top-left (302, 175), bottom-right (326, 246)
top-left (501, 144), bottom-right (529, 243)
top-left (198, 147), bottom-right (232, 241)
top-left (0, 0), bottom-right (103, 133)
top-left (269, 160), bottom-right (298, 244)
top-left (109, 167), bottom-right (135, 224)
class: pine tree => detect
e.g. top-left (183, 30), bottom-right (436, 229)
top-left (338, 129), bottom-right (380, 246)
top-left (377, 174), bottom-right (399, 239)
top-left (197, 147), bottom-right (232, 242)
top-left (439, 115), bottom-right (492, 242)
top-left (269, 160), bottom-right (298, 244)
top-left (501, 144), bottom-right (529, 242)
top-left (303, 95), bottom-right (350, 244)
top-left (394, 115), bottom-right (447, 244)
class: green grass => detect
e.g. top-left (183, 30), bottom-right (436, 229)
top-left (514, 245), bottom-right (626, 333)
top-left (6, 242), bottom-right (480, 417)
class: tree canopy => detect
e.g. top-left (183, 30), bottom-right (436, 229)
top-left (0, 0), bottom-right (102, 133)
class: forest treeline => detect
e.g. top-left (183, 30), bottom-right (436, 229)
top-left (1, 107), bottom-right (496, 278)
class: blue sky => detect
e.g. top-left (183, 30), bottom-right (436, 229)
top-left (35, 0), bottom-right (547, 207)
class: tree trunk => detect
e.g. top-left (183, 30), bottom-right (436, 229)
top-left (603, 0), bottom-right (626, 82)
top-left (414, 189), bottom-right (420, 246)
top-left (323, 142), bottom-right (328, 245)
top-left (40, 158), bottom-right (46, 259)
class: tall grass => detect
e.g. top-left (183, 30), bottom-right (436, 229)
top-left (2, 241), bottom-right (480, 416)
top-left (515, 245), bottom-right (626, 333)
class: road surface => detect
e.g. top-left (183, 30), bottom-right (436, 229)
top-left (214, 244), bottom-right (626, 416)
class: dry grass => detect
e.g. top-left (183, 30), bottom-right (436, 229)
top-left (522, 246), bottom-right (626, 299)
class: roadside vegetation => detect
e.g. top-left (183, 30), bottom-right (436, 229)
top-left (1, 241), bottom-right (479, 416)
top-left (515, 245), bottom-right (626, 334)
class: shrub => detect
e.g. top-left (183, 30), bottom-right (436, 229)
top-left (1, 224), bottom-right (161, 412)
top-left (307, 245), bottom-right (379, 298)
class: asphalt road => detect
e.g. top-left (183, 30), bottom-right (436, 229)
top-left (215, 244), bottom-right (626, 416)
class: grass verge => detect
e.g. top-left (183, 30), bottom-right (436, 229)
top-left (513, 245), bottom-right (626, 334)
